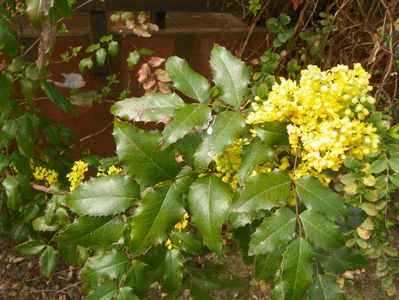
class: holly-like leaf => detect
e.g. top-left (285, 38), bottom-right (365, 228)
top-left (127, 51), bottom-right (140, 68)
top-left (237, 140), bottom-right (274, 184)
top-left (188, 175), bottom-right (232, 254)
top-left (255, 122), bottom-right (289, 146)
top-left (39, 80), bottom-right (73, 112)
top-left (57, 216), bottom-right (124, 248)
top-left (296, 176), bottom-right (346, 221)
top-left (117, 287), bottom-right (139, 300)
top-left (234, 171), bottom-right (291, 213)
top-left (171, 231), bottom-right (206, 256)
top-left (278, 238), bottom-right (313, 300)
top-left (65, 175), bottom-right (139, 216)
top-left (194, 111), bottom-right (246, 169)
top-left (40, 246), bottom-right (58, 278)
top-left (26, 0), bottom-right (44, 27)
top-left (317, 247), bottom-right (368, 274)
top-left (111, 93), bottom-right (185, 122)
top-left (254, 246), bottom-right (285, 281)
top-left (300, 210), bottom-right (344, 250)
top-left (163, 249), bottom-right (184, 291)
top-left (113, 120), bottom-right (180, 187)
top-left (87, 282), bottom-right (118, 300)
top-left (166, 56), bottom-right (210, 103)
top-left (160, 104), bottom-right (212, 149)
top-left (16, 240), bottom-right (46, 255)
top-left (95, 48), bottom-right (107, 67)
top-left (82, 249), bottom-right (130, 282)
top-left (309, 274), bottom-right (344, 300)
top-left (124, 261), bottom-right (151, 297)
top-left (210, 44), bottom-right (250, 108)
top-left (2, 176), bottom-right (20, 210)
top-left (249, 208), bottom-right (296, 255)
top-left (129, 183), bottom-right (185, 256)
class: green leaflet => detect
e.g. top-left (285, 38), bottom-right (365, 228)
top-left (39, 80), bottom-right (73, 112)
top-left (124, 261), bottom-right (151, 297)
top-left (234, 170), bottom-right (291, 213)
top-left (166, 56), bottom-right (210, 103)
top-left (15, 240), bottom-right (46, 255)
top-left (249, 208), bottom-right (296, 255)
top-left (317, 247), bottom-right (368, 274)
top-left (300, 210), bottom-right (345, 250)
top-left (309, 274), bottom-right (344, 300)
top-left (2, 175), bottom-right (20, 210)
top-left (237, 139), bottom-right (274, 184)
top-left (87, 282), bottom-right (118, 300)
top-left (129, 183), bottom-right (185, 256)
top-left (160, 104), bottom-right (212, 149)
top-left (277, 238), bottom-right (313, 300)
top-left (163, 249), bottom-right (184, 291)
top-left (110, 93), bottom-right (185, 122)
top-left (40, 246), bottom-right (58, 278)
top-left (255, 122), bottom-right (289, 146)
top-left (254, 246), bottom-right (285, 281)
top-left (82, 248), bottom-right (130, 282)
top-left (113, 120), bottom-right (180, 187)
top-left (194, 111), bottom-right (246, 169)
top-left (210, 44), bottom-right (250, 108)
top-left (57, 216), bottom-right (124, 248)
top-left (296, 176), bottom-right (347, 221)
top-left (188, 175), bottom-right (232, 254)
top-left (66, 175), bottom-right (139, 216)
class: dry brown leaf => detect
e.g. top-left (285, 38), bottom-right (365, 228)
top-left (155, 69), bottom-right (171, 82)
top-left (137, 63), bottom-right (151, 83)
top-left (158, 82), bottom-right (171, 93)
top-left (125, 19), bottom-right (135, 29)
top-left (149, 57), bottom-right (166, 67)
top-left (394, 18), bottom-right (399, 31)
top-left (133, 26), bottom-right (151, 37)
top-left (143, 78), bottom-right (156, 91)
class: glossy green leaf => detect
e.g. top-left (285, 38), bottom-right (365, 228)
top-left (111, 93), bottom-right (185, 122)
top-left (254, 246), bottom-right (284, 281)
top-left (300, 210), bottom-right (344, 250)
top-left (2, 176), bottom-right (20, 210)
top-left (317, 247), bottom-right (368, 274)
top-left (255, 122), bottom-right (289, 146)
top-left (388, 158), bottom-right (399, 173)
top-left (130, 183), bottom-right (185, 256)
top-left (87, 282), bottom-right (118, 300)
top-left (309, 274), bottom-right (344, 300)
top-left (124, 261), bottom-right (151, 297)
top-left (49, 0), bottom-right (72, 20)
top-left (0, 20), bottom-right (19, 57)
top-left (163, 249), bottom-right (184, 291)
top-left (117, 287), bottom-right (139, 300)
top-left (127, 51), bottom-right (140, 68)
top-left (160, 104), bottom-right (212, 149)
top-left (15, 240), bottom-right (46, 255)
top-left (108, 41), bottom-right (119, 56)
top-left (296, 176), bottom-right (346, 221)
top-left (32, 216), bottom-right (58, 232)
top-left (39, 80), bottom-right (73, 112)
top-left (194, 111), bottom-right (246, 169)
top-left (171, 231), bottom-right (206, 256)
top-left (210, 44), bottom-right (250, 108)
top-left (15, 112), bottom-right (40, 156)
top-left (79, 57), bottom-right (93, 73)
top-left (188, 175), bottom-right (232, 254)
top-left (26, 0), bottom-right (44, 27)
top-left (113, 120), bottom-right (180, 186)
top-left (40, 246), bottom-right (58, 278)
top-left (234, 171), bottom-right (291, 213)
top-left (65, 175), bottom-right (139, 216)
top-left (249, 208), bottom-right (296, 255)
top-left (278, 238), bottom-right (313, 300)
top-left (237, 140), bottom-right (274, 184)
top-left (82, 248), bottom-right (130, 282)
top-left (370, 159), bottom-right (387, 174)
top-left (57, 216), bottom-right (124, 248)
top-left (96, 48), bottom-right (107, 67)
top-left (166, 56), bottom-right (210, 103)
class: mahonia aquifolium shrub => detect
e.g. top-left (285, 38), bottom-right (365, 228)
top-left (16, 45), bottom-right (399, 299)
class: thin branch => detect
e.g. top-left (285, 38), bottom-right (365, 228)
top-left (31, 183), bottom-right (69, 195)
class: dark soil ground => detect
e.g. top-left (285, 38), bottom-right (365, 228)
top-left (0, 237), bottom-right (397, 300)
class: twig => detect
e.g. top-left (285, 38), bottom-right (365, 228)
top-left (31, 183), bottom-right (69, 195)
top-left (55, 281), bottom-right (83, 294)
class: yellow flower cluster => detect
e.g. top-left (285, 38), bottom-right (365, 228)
top-left (174, 212), bottom-right (189, 231)
top-left (66, 160), bottom-right (88, 191)
top-left (165, 239), bottom-right (174, 250)
top-left (97, 165), bottom-right (123, 177)
top-left (33, 166), bottom-right (58, 186)
top-left (247, 64), bottom-right (380, 175)
top-left (215, 138), bottom-right (249, 189)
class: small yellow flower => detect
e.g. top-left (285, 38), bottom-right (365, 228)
top-left (66, 160), bottom-right (88, 191)
top-left (33, 166), bottom-right (58, 186)
top-left (174, 212), bottom-right (189, 231)
top-left (165, 239), bottom-right (174, 250)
